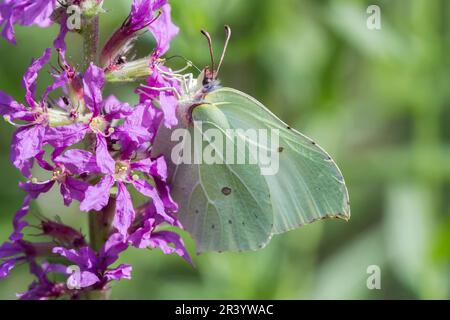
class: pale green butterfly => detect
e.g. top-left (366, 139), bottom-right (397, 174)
top-left (150, 26), bottom-right (350, 253)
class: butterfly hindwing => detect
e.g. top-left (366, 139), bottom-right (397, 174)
top-left (152, 87), bottom-right (350, 252)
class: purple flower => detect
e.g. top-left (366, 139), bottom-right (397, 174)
top-left (129, 214), bottom-right (191, 264)
top-left (17, 261), bottom-right (67, 300)
top-left (127, 157), bottom-right (191, 264)
top-left (149, 2), bottom-right (178, 57)
top-left (0, 196), bottom-right (78, 282)
top-left (100, 0), bottom-right (177, 67)
top-left (139, 66), bottom-right (180, 128)
top-left (0, 48), bottom-right (80, 177)
top-left (19, 149), bottom-right (96, 206)
top-left (61, 64), bottom-right (133, 175)
top-left (0, 0), bottom-right (56, 44)
top-left (53, 233), bottom-right (131, 289)
top-left (1, 48), bottom-right (51, 176)
top-left (111, 102), bottom-right (162, 159)
top-left (0, 0), bottom-right (191, 299)
top-left (80, 151), bottom-right (170, 238)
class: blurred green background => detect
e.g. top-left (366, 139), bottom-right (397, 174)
top-left (0, 0), bottom-right (449, 299)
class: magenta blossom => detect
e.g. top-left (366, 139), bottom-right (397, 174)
top-left (79, 151), bottom-right (171, 238)
top-left (0, 48), bottom-right (82, 177)
top-left (17, 261), bottom-right (67, 300)
top-left (0, 197), bottom-right (58, 280)
top-left (101, 0), bottom-right (177, 67)
top-left (0, 0), bottom-right (192, 299)
top-left (0, 0), bottom-right (56, 44)
top-left (129, 202), bottom-right (191, 264)
top-left (19, 149), bottom-right (98, 206)
top-left (53, 233), bottom-right (131, 290)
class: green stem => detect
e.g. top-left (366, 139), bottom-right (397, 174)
top-left (86, 197), bottom-right (115, 300)
top-left (88, 197), bottom-right (115, 252)
top-left (81, 11), bottom-right (111, 300)
top-left (81, 15), bottom-right (100, 71)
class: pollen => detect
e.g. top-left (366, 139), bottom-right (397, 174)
top-left (114, 161), bottom-right (130, 181)
top-left (52, 167), bottom-right (66, 181)
top-left (89, 116), bottom-right (108, 133)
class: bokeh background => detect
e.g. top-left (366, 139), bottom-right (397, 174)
top-left (0, 0), bottom-right (449, 299)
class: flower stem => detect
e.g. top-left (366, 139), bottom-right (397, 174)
top-left (82, 11), bottom-right (111, 300)
top-left (86, 197), bottom-right (115, 300)
top-left (88, 197), bottom-right (115, 252)
top-left (81, 15), bottom-right (100, 71)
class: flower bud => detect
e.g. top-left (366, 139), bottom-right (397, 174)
top-left (105, 57), bottom-right (153, 83)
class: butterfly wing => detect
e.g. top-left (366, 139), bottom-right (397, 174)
top-left (201, 88), bottom-right (350, 235)
top-left (152, 103), bottom-right (273, 253)
top-left (152, 87), bottom-right (350, 252)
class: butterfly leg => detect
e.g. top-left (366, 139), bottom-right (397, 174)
top-left (139, 85), bottom-right (182, 100)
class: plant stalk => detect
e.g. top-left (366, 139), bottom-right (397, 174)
top-left (82, 15), bottom-right (100, 71)
top-left (82, 11), bottom-right (112, 300)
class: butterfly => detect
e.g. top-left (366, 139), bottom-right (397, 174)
top-left (151, 26), bottom-right (350, 253)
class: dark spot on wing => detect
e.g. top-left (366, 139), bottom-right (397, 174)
top-left (221, 187), bottom-right (232, 196)
top-left (278, 147), bottom-right (284, 153)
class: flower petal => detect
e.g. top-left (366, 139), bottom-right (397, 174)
top-left (19, 180), bottom-right (55, 200)
top-left (10, 125), bottom-right (45, 177)
top-left (132, 178), bottom-right (174, 224)
top-left (149, 3), bottom-right (179, 56)
top-left (114, 182), bottom-right (135, 237)
top-left (0, 257), bottom-right (24, 279)
top-left (96, 134), bottom-right (115, 175)
top-left (22, 48), bottom-right (52, 108)
top-left (54, 149), bottom-right (100, 175)
top-left (10, 195), bottom-right (32, 241)
top-left (79, 175), bottom-right (115, 212)
top-left (103, 95), bottom-right (132, 121)
top-left (83, 63), bottom-right (104, 115)
top-left (60, 177), bottom-right (89, 206)
top-left (104, 264), bottom-right (132, 281)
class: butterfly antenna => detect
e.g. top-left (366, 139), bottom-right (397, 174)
top-left (201, 29), bottom-right (215, 73)
top-left (216, 25), bottom-right (232, 76)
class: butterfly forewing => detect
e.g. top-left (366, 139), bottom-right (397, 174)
top-left (202, 88), bottom-right (350, 234)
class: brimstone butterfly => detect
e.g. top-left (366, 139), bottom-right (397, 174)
top-left (150, 26), bottom-right (350, 253)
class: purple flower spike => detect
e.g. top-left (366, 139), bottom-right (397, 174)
top-left (0, 0), bottom-right (191, 299)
